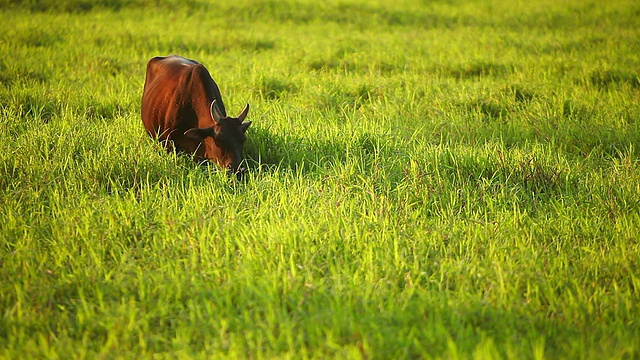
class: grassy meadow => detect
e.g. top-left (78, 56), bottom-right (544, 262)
top-left (1, 0), bottom-right (640, 358)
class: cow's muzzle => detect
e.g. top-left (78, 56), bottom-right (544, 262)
top-left (227, 165), bottom-right (247, 180)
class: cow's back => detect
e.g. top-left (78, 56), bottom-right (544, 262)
top-left (141, 56), bottom-right (198, 139)
top-left (143, 55), bottom-right (198, 94)
top-left (141, 55), bottom-right (230, 161)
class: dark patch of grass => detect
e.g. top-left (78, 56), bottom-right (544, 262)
top-left (89, 155), bottom-right (169, 196)
top-left (114, 33), bottom-right (276, 56)
top-left (509, 85), bottom-right (536, 103)
top-left (316, 83), bottom-right (383, 112)
top-left (9, 27), bottom-right (65, 47)
top-left (306, 45), bottom-right (401, 75)
top-left (0, 61), bottom-right (49, 86)
top-left (443, 150), bottom-right (569, 197)
top-left (445, 61), bottom-right (512, 80)
top-left (225, 0), bottom-right (463, 28)
top-left (86, 56), bottom-right (130, 77)
top-left (6, 92), bottom-right (61, 123)
top-left (253, 77), bottom-right (296, 100)
top-left (307, 57), bottom-right (355, 73)
top-left (562, 99), bottom-right (592, 120)
top-left (513, 155), bottom-right (565, 195)
top-left (355, 132), bottom-right (381, 156)
top-left (238, 38), bottom-right (276, 52)
top-left (83, 100), bottom-right (127, 121)
top-left (244, 125), bottom-right (347, 174)
top-left (348, 84), bottom-right (383, 106)
top-left (330, 2), bottom-right (445, 27)
top-left (0, 0), bottom-right (206, 12)
top-left (374, 61), bottom-right (401, 74)
top-left (243, 126), bottom-right (289, 168)
top-left (586, 69), bottom-right (640, 90)
top-left (464, 98), bottom-right (509, 121)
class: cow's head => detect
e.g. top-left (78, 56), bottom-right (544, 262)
top-left (184, 100), bottom-right (251, 175)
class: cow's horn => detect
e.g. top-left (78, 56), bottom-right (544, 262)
top-left (237, 103), bottom-right (250, 122)
top-left (210, 100), bottom-right (224, 124)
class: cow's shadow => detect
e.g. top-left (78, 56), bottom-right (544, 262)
top-left (241, 124), bottom-right (404, 177)
top-left (242, 126), bottom-right (351, 176)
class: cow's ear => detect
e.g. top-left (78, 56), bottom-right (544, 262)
top-left (241, 121), bottom-right (251, 133)
top-left (184, 126), bottom-right (215, 140)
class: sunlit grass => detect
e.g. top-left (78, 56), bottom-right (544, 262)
top-left (1, 0), bottom-right (639, 358)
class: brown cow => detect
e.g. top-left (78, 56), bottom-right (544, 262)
top-left (141, 55), bottom-right (251, 174)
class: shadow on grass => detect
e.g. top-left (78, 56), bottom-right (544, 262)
top-left (242, 124), bottom-right (568, 198)
top-left (242, 124), bottom-right (416, 178)
top-left (242, 125), bottom-right (349, 175)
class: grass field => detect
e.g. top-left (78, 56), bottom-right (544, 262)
top-left (1, 0), bottom-right (640, 358)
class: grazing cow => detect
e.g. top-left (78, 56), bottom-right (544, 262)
top-left (141, 55), bottom-right (251, 174)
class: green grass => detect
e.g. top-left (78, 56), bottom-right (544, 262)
top-left (1, 0), bottom-right (640, 358)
